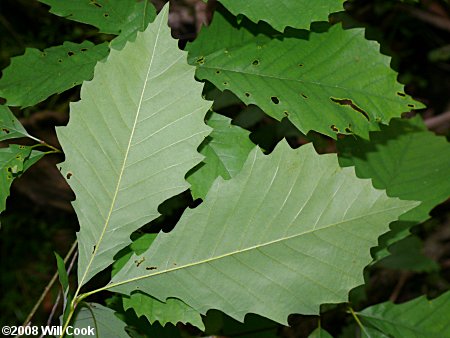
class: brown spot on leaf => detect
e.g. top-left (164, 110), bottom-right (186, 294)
top-left (135, 257), bottom-right (145, 267)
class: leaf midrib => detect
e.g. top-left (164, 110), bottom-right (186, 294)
top-left (199, 65), bottom-right (402, 105)
top-left (106, 202), bottom-right (412, 291)
top-left (77, 13), bottom-right (166, 289)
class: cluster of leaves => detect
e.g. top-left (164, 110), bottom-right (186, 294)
top-left (1, 0), bottom-right (449, 337)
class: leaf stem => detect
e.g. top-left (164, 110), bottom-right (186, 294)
top-left (38, 140), bottom-right (62, 153)
top-left (20, 240), bottom-right (78, 332)
top-left (349, 306), bottom-right (370, 337)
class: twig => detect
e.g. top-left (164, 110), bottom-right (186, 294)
top-left (19, 240), bottom-right (78, 335)
top-left (349, 306), bottom-right (371, 337)
top-left (424, 110), bottom-right (450, 131)
top-left (389, 271), bottom-right (411, 302)
top-left (405, 7), bottom-right (450, 33)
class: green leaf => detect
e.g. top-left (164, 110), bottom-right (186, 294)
top-left (203, 311), bottom-right (279, 338)
top-left (57, 5), bottom-right (211, 287)
top-left (109, 142), bottom-right (416, 324)
top-left (338, 117), bottom-right (450, 222)
top-left (337, 117), bottom-right (450, 259)
top-left (358, 291), bottom-right (450, 337)
top-left (55, 252), bottom-right (69, 292)
top-left (0, 105), bottom-right (39, 141)
top-left (72, 303), bottom-right (129, 338)
top-left (376, 235), bottom-right (439, 272)
top-left (0, 145), bottom-right (34, 213)
top-left (55, 252), bottom-right (72, 323)
top-left (187, 113), bottom-right (254, 199)
top-left (109, 1), bottom-right (157, 50)
top-left (39, 0), bottom-right (156, 36)
top-left (23, 150), bottom-right (46, 171)
top-left (123, 292), bottom-right (204, 330)
top-left (112, 233), bottom-right (157, 277)
top-left (188, 11), bottom-right (420, 138)
top-left (308, 327), bottom-right (333, 338)
top-left (0, 41), bottom-right (109, 107)
top-left (219, 0), bottom-right (345, 31)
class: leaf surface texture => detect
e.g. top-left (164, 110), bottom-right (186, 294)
top-left (57, 5), bottom-right (211, 286)
top-left (187, 113), bottom-right (254, 199)
top-left (72, 303), bottom-right (129, 337)
top-left (123, 292), bottom-right (204, 329)
top-left (39, 0), bottom-right (156, 36)
top-left (0, 105), bottom-right (37, 141)
top-left (219, 0), bottom-right (345, 31)
top-left (110, 142), bottom-right (416, 324)
top-left (358, 291), bottom-right (450, 337)
top-left (0, 145), bottom-right (44, 213)
top-left (0, 41), bottom-right (109, 107)
top-left (187, 11), bottom-right (420, 138)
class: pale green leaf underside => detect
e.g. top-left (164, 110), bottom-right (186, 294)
top-left (123, 292), bottom-right (204, 330)
top-left (73, 303), bottom-right (129, 338)
top-left (57, 5), bottom-right (211, 286)
top-left (110, 142), bottom-right (416, 325)
top-left (187, 113), bottom-right (254, 199)
top-left (0, 105), bottom-right (37, 141)
top-left (219, 0), bottom-right (345, 31)
top-left (39, 0), bottom-right (156, 36)
top-left (188, 12), bottom-right (420, 138)
top-left (358, 291), bottom-right (450, 338)
top-left (0, 41), bottom-right (109, 107)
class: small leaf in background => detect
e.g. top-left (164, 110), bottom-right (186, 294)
top-left (110, 142), bottom-right (417, 324)
top-left (123, 292), bottom-right (204, 330)
top-left (308, 327), bottom-right (333, 338)
top-left (219, 0), bottom-right (345, 31)
top-left (109, 1), bottom-right (157, 50)
top-left (376, 235), bottom-right (439, 272)
top-left (39, 0), bottom-right (156, 36)
top-left (0, 41), bottom-right (109, 107)
top-left (338, 117), bottom-right (450, 223)
top-left (358, 291), bottom-right (450, 337)
top-left (72, 303), bottom-right (129, 338)
top-left (0, 145), bottom-right (44, 213)
top-left (203, 310), bottom-right (279, 338)
top-left (0, 105), bottom-right (39, 141)
top-left (57, 4), bottom-right (211, 287)
top-left (338, 117), bottom-right (450, 261)
top-left (187, 112), bottom-right (254, 200)
top-left (188, 10), bottom-right (421, 139)
top-left (55, 252), bottom-right (69, 291)
top-left (55, 252), bottom-right (72, 323)
top-left (112, 233), bottom-right (157, 277)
